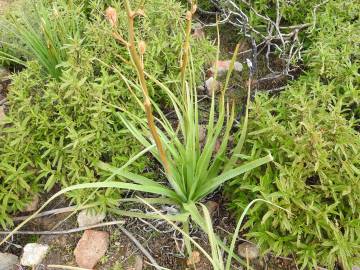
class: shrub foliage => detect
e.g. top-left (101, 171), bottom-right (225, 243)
top-left (226, 1), bottom-right (360, 269)
top-left (0, 0), bottom-right (214, 227)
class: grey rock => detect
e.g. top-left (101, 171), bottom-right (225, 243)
top-left (237, 242), bottom-right (259, 260)
top-left (0, 253), bottom-right (19, 270)
top-left (352, 267), bottom-right (360, 270)
top-left (20, 243), bottom-right (49, 266)
top-left (77, 209), bottom-right (105, 227)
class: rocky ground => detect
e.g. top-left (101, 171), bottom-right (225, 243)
top-left (0, 188), bottom-right (301, 270)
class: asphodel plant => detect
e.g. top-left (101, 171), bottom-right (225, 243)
top-left (1, 1), bottom-right (273, 266)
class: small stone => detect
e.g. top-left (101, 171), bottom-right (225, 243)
top-left (205, 201), bottom-right (219, 216)
top-left (74, 230), bottom-right (109, 269)
top-left (209, 60), bottom-right (243, 77)
top-left (24, 195), bottom-right (39, 212)
top-left (20, 243), bottom-right (49, 266)
top-left (205, 77), bottom-right (221, 95)
top-left (352, 267), bottom-right (360, 270)
top-left (0, 253), bottom-right (19, 270)
top-left (161, 206), bottom-right (179, 215)
top-left (237, 242), bottom-right (259, 260)
top-left (77, 209), bottom-right (106, 227)
top-left (187, 251), bottom-right (200, 266)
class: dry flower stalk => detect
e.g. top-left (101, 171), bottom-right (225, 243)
top-left (180, 4), bottom-right (197, 95)
top-left (106, 2), bottom-right (170, 174)
top-left (105, 7), bottom-right (117, 28)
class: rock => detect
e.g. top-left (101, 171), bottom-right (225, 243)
top-left (20, 243), bottom-right (49, 266)
top-left (77, 209), bottom-right (106, 227)
top-left (187, 251), bottom-right (200, 266)
top-left (0, 253), bottom-right (19, 270)
top-left (237, 242), bottom-right (259, 260)
top-left (352, 267), bottom-right (360, 270)
top-left (209, 60), bottom-right (243, 76)
top-left (24, 195), bottom-right (39, 212)
top-left (205, 201), bottom-right (219, 216)
top-left (205, 77), bottom-right (221, 95)
top-left (161, 205), bottom-right (179, 215)
top-left (74, 230), bottom-right (109, 269)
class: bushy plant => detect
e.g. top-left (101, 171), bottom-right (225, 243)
top-left (226, 1), bottom-right (360, 269)
top-left (1, 3), bottom-right (273, 263)
top-left (0, 0), bottom-right (214, 227)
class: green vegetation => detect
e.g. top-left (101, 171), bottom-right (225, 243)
top-left (0, 0), bottom-right (85, 78)
top-left (0, 0), bottom-right (214, 227)
top-left (3, 2), bottom-right (272, 261)
top-left (0, 0), bottom-right (358, 269)
top-left (226, 1), bottom-right (360, 269)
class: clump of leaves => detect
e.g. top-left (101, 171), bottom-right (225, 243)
top-left (0, 0), bottom-right (85, 79)
top-left (226, 1), bottom-right (360, 269)
top-left (0, 0), bottom-right (214, 227)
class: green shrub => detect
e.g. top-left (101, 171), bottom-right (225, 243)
top-left (226, 1), bottom-right (360, 269)
top-left (0, 0), bottom-right (214, 228)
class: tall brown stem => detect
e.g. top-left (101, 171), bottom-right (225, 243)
top-left (180, 4), bottom-right (197, 97)
top-left (123, 0), bottom-right (170, 174)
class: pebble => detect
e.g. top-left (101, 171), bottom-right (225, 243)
top-left (74, 230), bottom-right (109, 269)
top-left (20, 243), bottom-right (49, 266)
top-left (237, 242), bottom-right (259, 260)
top-left (0, 253), bottom-right (19, 270)
top-left (77, 209), bottom-right (106, 227)
top-left (209, 60), bottom-right (243, 76)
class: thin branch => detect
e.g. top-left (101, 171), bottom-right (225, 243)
top-left (0, 220), bottom-right (125, 235)
top-left (117, 224), bottom-right (162, 270)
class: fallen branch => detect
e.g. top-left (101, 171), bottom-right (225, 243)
top-left (0, 220), bottom-right (124, 235)
top-left (116, 223), bottom-right (163, 270)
